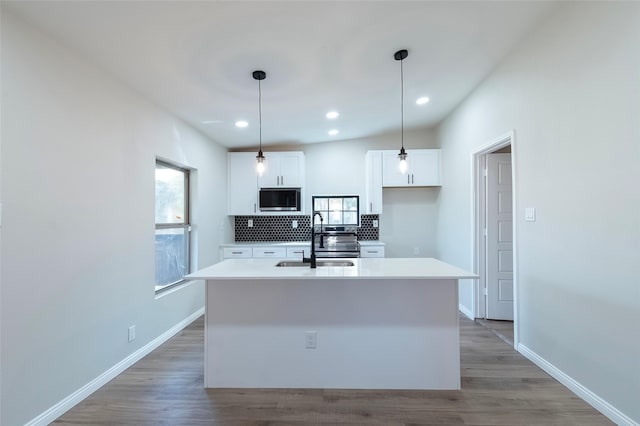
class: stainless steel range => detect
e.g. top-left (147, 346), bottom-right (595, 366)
top-left (313, 225), bottom-right (360, 258)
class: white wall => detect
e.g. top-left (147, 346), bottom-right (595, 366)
top-left (0, 12), bottom-right (229, 426)
top-left (261, 128), bottom-right (440, 257)
top-left (436, 2), bottom-right (640, 423)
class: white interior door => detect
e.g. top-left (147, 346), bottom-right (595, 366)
top-left (486, 153), bottom-right (514, 320)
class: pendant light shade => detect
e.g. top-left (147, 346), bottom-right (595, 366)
top-left (253, 70), bottom-right (266, 175)
top-left (394, 49), bottom-right (409, 173)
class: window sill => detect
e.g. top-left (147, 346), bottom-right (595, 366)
top-left (154, 279), bottom-right (194, 299)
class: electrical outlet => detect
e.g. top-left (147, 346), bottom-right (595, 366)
top-left (413, 247), bottom-right (420, 255)
top-left (305, 331), bottom-right (317, 349)
top-left (372, 219), bottom-right (379, 228)
top-left (128, 325), bottom-right (136, 342)
top-left (248, 219), bottom-right (253, 228)
top-left (292, 220), bottom-right (298, 228)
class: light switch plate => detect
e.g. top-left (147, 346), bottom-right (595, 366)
top-left (292, 220), bottom-right (298, 228)
top-left (525, 207), bottom-right (536, 222)
top-left (372, 219), bottom-right (379, 228)
top-left (248, 219), bottom-right (253, 228)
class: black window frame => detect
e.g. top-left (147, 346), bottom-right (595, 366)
top-left (155, 160), bottom-right (191, 293)
top-left (312, 195), bottom-right (360, 226)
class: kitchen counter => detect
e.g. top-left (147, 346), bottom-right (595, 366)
top-left (219, 241), bottom-right (309, 247)
top-left (188, 257), bottom-right (473, 280)
top-left (220, 240), bottom-right (384, 247)
top-left (189, 257), bottom-right (476, 391)
top-left (357, 240), bottom-right (386, 246)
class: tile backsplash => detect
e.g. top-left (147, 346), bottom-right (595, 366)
top-left (234, 214), bottom-right (379, 242)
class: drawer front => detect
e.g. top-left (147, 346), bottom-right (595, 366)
top-left (286, 247), bottom-right (309, 259)
top-left (252, 247), bottom-right (287, 258)
top-left (222, 247), bottom-right (253, 258)
top-left (360, 246), bottom-right (385, 258)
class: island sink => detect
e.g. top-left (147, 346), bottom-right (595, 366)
top-left (276, 260), bottom-right (354, 267)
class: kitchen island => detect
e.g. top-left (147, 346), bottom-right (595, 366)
top-left (186, 257), bottom-right (477, 390)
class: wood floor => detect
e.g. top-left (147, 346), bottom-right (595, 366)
top-left (54, 315), bottom-right (612, 425)
top-left (475, 318), bottom-right (514, 347)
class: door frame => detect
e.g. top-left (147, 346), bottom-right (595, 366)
top-left (471, 130), bottom-right (519, 347)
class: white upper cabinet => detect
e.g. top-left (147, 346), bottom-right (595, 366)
top-left (382, 149), bottom-right (441, 187)
top-left (258, 152), bottom-right (304, 188)
top-left (228, 151), bottom-right (306, 216)
top-left (227, 152), bottom-right (259, 215)
top-left (365, 150), bottom-right (383, 214)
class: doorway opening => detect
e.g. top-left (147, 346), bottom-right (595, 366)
top-left (472, 131), bottom-right (517, 347)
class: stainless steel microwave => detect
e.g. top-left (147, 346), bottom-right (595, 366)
top-left (259, 188), bottom-right (301, 211)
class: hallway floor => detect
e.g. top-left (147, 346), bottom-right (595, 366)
top-left (476, 318), bottom-right (514, 347)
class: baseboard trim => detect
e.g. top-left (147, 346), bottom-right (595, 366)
top-left (518, 343), bottom-right (637, 426)
top-left (458, 303), bottom-right (474, 320)
top-left (25, 307), bottom-right (205, 426)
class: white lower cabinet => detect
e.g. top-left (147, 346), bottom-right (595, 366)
top-left (252, 247), bottom-right (287, 258)
top-left (286, 247), bottom-right (309, 259)
top-left (221, 244), bottom-right (309, 260)
top-left (222, 247), bottom-right (252, 258)
top-left (360, 244), bottom-right (385, 258)
top-left (222, 243), bottom-right (382, 259)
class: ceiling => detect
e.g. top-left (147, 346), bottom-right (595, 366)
top-left (4, 1), bottom-right (558, 149)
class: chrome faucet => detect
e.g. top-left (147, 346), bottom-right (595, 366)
top-left (303, 211), bottom-right (324, 268)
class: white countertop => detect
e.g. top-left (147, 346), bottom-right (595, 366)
top-left (220, 240), bottom-right (385, 247)
top-left (219, 242), bottom-right (309, 247)
top-left (358, 240), bottom-right (386, 246)
top-left (187, 257), bottom-right (477, 280)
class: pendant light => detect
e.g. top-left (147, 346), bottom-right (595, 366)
top-left (395, 49), bottom-right (409, 174)
top-left (253, 70), bottom-right (266, 175)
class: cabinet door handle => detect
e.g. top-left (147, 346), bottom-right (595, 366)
top-left (264, 251), bottom-right (275, 254)
top-left (231, 251), bottom-right (243, 255)
top-left (407, 175), bottom-right (410, 184)
top-left (369, 202), bottom-right (373, 212)
top-left (281, 175), bottom-right (284, 185)
top-left (412, 174), bottom-right (414, 184)
top-left (254, 203), bottom-right (257, 213)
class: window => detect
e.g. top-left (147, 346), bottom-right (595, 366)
top-left (312, 195), bottom-right (359, 226)
top-left (155, 160), bottom-right (190, 292)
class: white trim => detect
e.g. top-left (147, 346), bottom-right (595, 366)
top-left (155, 278), bottom-right (200, 299)
top-left (25, 308), bottom-right (205, 426)
top-left (470, 153), bottom-right (485, 319)
top-left (518, 344), bottom-right (638, 426)
top-left (458, 303), bottom-right (474, 320)
top-left (510, 133), bottom-right (520, 347)
top-left (470, 130), bottom-right (519, 347)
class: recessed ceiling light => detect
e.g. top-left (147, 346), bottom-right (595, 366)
top-left (235, 120), bottom-right (248, 128)
top-left (416, 96), bottom-right (430, 105)
top-left (326, 111), bottom-right (339, 119)
top-left (328, 129), bottom-right (339, 136)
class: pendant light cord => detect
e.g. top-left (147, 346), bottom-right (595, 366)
top-left (258, 78), bottom-right (262, 152)
top-left (400, 57), bottom-right (404, 151)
